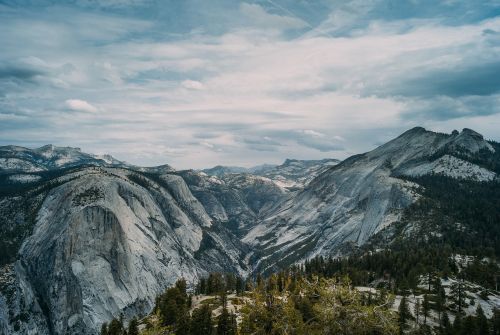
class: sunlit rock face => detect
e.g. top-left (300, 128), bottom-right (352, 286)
top-left (3, 167), bottom-right (248, 334)
top-left (243, 127), bottom-right (497, 273)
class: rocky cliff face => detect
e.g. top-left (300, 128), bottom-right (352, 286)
top-left (243, 127), bottom-right (497, 273)
top-left (1, 167), bottom-right (248, 334)
top-left (0, 127), bottom-right (498, 334)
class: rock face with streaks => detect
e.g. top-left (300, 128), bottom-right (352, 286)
top-left (1, 167), bottom-right (248, 334)
top-left (243, 127), bottom-right (497, 273)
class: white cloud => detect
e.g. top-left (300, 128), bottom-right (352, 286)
top-left (181, 80), bottom-right (205, 90)
top-left (65, 99), bottom-right (98, 113)
top-left (200, 141), bottom-right (215, 149)
top-left (301, 130), bottom-right (325, 138)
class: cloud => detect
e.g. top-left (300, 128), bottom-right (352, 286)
top-left (239, 135), bottom-right (283, 152)
top-left (199, 141), bottom-right (214, 149)
top-left (181, 79), bottom-right (205, 90)
top-left (372, 61), bottom-right (500, 99)
top-left (74, 0), bottom-right (152, 8)
top-left (0, 65), bottom-right (43, 81)
top-left (295, 130), bottom-right (344, 152)
top-left (300, 129), bottom-right (325, 138)
top-left (402, 95), bottom-right (500, 121)
top-left (239, 3), bottom-right (307, 31)
top-left (65, 99), bottom-right (98, 113)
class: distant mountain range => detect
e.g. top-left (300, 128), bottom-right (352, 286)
top-left (202, 158), bottom-right (340, 190)
top-left (0, 127), bottom-right (498, 334)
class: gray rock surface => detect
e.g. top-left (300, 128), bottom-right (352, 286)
top-left (243, 127), bottom-right (497, 273)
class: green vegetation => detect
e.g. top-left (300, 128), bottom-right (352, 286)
top-left (72, 186), bottom-right (104, 206)
top-left (104, 272), bottom-right (400, 335)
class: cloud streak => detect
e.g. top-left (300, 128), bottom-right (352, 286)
top-left (65, 99), bottom-right (99, 113)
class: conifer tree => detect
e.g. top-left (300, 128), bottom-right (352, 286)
top-left (476, 305), bottom-right (489, 335)
top-left (461, 316), bottom-right (477, 335)
top-left (217, 306), bottom-right (236, 335)
top-left (414, 297), bottom-right (421, 327)
top-left (107, 318), bottom-right (123, 335)
top-left (450, 278), bottom-right (465, 314)
top-left (100, 322), bottom-right (108, 335)
top-left (176, 308), bottom-right (191, 335)
top-left (398, 295), bottom-right (411, 334)
top-left (435, 281), bottom-right (446, 329)
top-left (453, 315), bottom-right (463, 335)
top-left (422, 294), bottom-right (430, 325)
top-left (441, 311), bottom-right (451, 335)
top-left (127, 317), bottom-right (139, 335)
top-left (493, 308), bottom-right (500, 335)
top-left (190, 304), bottom-right (213, 335)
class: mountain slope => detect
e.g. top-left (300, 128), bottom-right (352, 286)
top-left (244, 128), bottom-right (497, 273)
top-left (177, 170), bottom-right (287, 236)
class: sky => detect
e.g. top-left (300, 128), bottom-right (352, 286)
top-left (1, 0), bottom-right (500, 169)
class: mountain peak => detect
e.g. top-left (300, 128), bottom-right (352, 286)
top-left (461, 128), bottom-right (483, 139)
top-left (0, 144), bottom-right (124, 172)
top-left (407, 126), bottom-right (427, 133)
top-left (451, 128), bottom-right (493, 153)
top-left (36, 144), bottom-right (82, 154)
top-left (398, 126), bottom-right (428, 138)
top-left (37, 144), bottom-right (55, 151)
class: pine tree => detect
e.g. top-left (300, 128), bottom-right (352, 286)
top-left (107, 318), bottom-right (123, 335)
top-left (217, 290), bottom-right (230, 335)
top-left (414, 297), bottom-right (421, 327)
top-left (217, 306), bottom-right (235, 335)
top-left (294, 296), bottom-right (314, 324)
top-left (435, 278), bottom-right (446, 329)
top-left (100, 322), bottom-right (108, 335)
top-left (453, 315), bottom-right (463, 335)
top-left (229, 312), bottom-right (238, 335)
top-left (461, 316), bottom-right (477, 335)
top-left (398, 295), bottom-right (411, 334)
top-left (441, 311), bottom-right (451, 335)
top-left (422, 294), bottom-right (430, 325)
top-left (176, 278), bottom-right (187, 297)
top-left (476, 305), bottom-right (489, 335)
top-left (190, 304), bottom-right (213, 335)
top-left (427, 271), bottom-right (434, 292)
top-left (451, 278), bottom-right (465, 315)
top-left (494, 308), bottom-right (500, 335)
top-left (176, 308), bottom-right (191, 335)
top-left (127, 317), bottom-right (139, 335)
top-left (236, 276), bottom-right (244, 295)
